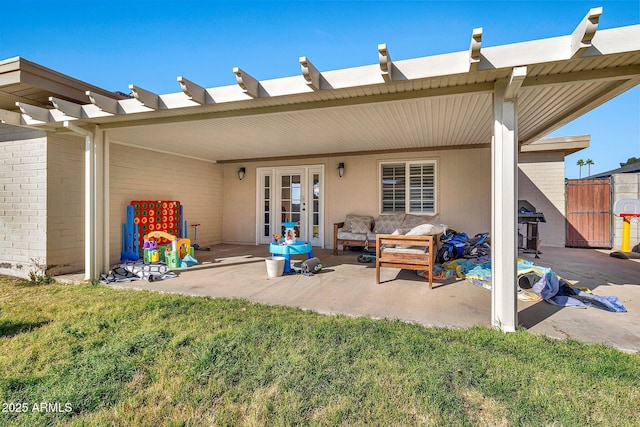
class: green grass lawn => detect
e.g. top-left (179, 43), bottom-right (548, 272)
top-left (0, 276), bottom-right (638, 426)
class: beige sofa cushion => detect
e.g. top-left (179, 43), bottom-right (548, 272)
top-left (343, 214), bottom-right (374, 234)
top-left (337, 230), bottom-right (368, 241)
top-left (373, 214), bottom-right (406, 234)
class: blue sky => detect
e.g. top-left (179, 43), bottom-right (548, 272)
top-left (2, 1), bottom-right (638, 178)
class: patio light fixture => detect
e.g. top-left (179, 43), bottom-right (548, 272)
top-left (238, 167), bottom-right (246, 180)
top-left (337, 162), bottom-right (345, 178)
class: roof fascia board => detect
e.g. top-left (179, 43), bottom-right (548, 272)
top-left (97, 82), bottom-right (495, 130)
top-left (523, 65), bottom-right (640, 88)
top-left (10, 57), bottom-right (124, 103)
top-left (521, 135), bottom-right (590, 154)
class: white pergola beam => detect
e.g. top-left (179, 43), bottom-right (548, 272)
top-left (378, 43), bottom-right (393, 82)
top-left (177, 76), bottom-right (208, 105)
top-left (0, 108), bottom-right (23, 125)
top-left (299, 56), bottom-right (321, 90)
top-left (504, 66), bottom-right (527, 100)
top-left (50, 97), bottom-right (83, 118)
top-left (233, 67), bottom-right (260, 98)
top-left (571, 7), bottom-right (602, 58)
top-left (129, 84), bottom-right (160, 110)
top-left (469, 28), bottom-right (483, 71)
top-left (491, 78), bottom-right (519, 333)
top-left (86, 91), bottom-right (119, 114)
top-left (16, 102), bottom-right (51, 122)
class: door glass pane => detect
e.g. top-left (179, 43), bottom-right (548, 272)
top-left (312, 173), bottom-right (320, 238)
top-left (263, 175), bottom-right (271, 237)
top-left (281, 174), bottom-right (301, 238)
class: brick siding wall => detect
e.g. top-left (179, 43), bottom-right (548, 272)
top-left (0, 127), bottom-right (48, 278)
top-left (46, 133), bottom-right (85, 274)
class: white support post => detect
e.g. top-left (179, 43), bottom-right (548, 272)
top-left (491, 79), bottom-right (519, 332)
top-left (63, 122), bottom-right (108, 281)
top-left (102, 132), bottom-right (110, 274)
top-left (83, 126), bottom-right (96, 281)
top-left (94, 126), bottom-right (105, 279)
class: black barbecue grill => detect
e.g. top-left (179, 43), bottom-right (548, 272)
top-left (518, 200), bottom-right (545, 258)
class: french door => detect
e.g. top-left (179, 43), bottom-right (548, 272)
top-left (257, 165), bottom-right (324, 247)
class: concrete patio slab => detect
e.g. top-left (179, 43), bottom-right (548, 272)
top-left (60, 245), bottom-right (639, 352)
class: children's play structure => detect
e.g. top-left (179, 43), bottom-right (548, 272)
top-left (611, 198), bottom-right (640, 259)
top-left (120, 200), bottom-right (200, 268)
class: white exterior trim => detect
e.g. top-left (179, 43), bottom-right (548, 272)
top-left (491, 79), bottom-right (519, 332)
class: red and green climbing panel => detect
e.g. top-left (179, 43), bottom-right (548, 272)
top-left (130, 200), bottom-right (181, 249)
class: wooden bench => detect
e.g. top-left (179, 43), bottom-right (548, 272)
top-left (375, 234), bottom-right (436, 288)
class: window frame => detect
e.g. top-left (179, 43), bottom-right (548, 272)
top-left (378, 159), bottom-right (438, 215)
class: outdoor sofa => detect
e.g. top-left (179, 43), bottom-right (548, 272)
top-left (333, 213), bottom-right (442, 254)
top-left (334, 213), bottom-right (445, 288)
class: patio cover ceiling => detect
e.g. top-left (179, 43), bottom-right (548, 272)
top-left (1, 10), bottom-right (639, 163)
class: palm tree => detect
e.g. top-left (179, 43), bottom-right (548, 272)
top-left (585, 158), bottom-right (594, 176)
top-left (577, 159), bottom-right (585, 178)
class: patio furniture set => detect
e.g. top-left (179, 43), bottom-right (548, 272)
top-left (334, 213), bottom-right (445, 288)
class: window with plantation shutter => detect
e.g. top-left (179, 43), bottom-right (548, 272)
top-left (380, 161), bottom-right (437, 214)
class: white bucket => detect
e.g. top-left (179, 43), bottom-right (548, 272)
top-left (265, 256), bottom-right (285, 277)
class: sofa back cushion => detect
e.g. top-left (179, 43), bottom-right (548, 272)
top-left (401, 214), bottom-right (440, 229)
top-left (343, 214), bottom-right (374, 234)
top-left (373, 214), bottom-right (406, 234)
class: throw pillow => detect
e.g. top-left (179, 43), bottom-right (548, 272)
top-left (405, 223), bottom-right (445, 236)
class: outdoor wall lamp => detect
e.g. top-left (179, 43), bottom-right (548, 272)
top-left (238, 167), bottom-right (246, 181)
top-left (337, 162), bottom-right (345, 178)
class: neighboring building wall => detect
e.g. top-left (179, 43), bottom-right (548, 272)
top-left (612, 173), bottom-right (640, 251)
top-left (46, 133), bottom-right (85, 275)
top-left (518, 151), bottom-right (566, 247)
top-left (0, 125), bottom-right (48, 278)
top-left (109, 143), bottom-right (224, 266)
top-left (222, 147), bottom-right (492, 247)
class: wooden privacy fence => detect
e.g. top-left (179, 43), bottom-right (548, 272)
top-left (565, 178), bottom-right (612, 248)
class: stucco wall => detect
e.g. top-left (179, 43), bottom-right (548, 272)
top-left (518, 151), bottom-right (566, 247)
top-left (109, 143), bottom-right (224, 266)
top-left (0, 126), bottom-right (48, 278)
top-left (46, 133), bottom-right (85, 274)
top-left (612, 173), bottom-right (640, 251)
top-left (222, 147), bottom-right (492, 247)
